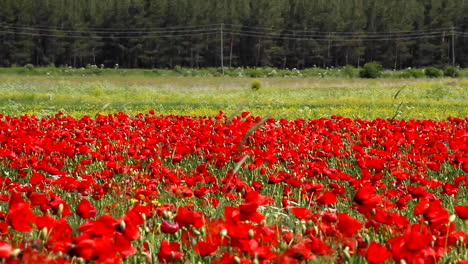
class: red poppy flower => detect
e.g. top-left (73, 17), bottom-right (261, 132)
top-left (366, 241), bottom-right (392, 264)
top-left (160, 220), bottom-right (180, 234)
top-left (337, 213), bottom-right (363, 236)
top-left (422, 201), bottom-right (449, 228)
top-left (76, 198), bottom-right (97, 219)
top-left (304, 237), bottom-right (331, 255)
top-left (317, 191), bottom-right (337, 206)
top-left (28, 192), bottom-right (49, 206)
top-left (194, 240), bottom-right (218, 256)
top-left (291, 207), bottom-right (312, 220)
top-left (7, 202), bottom-right (36, 232)
top-left (114, 232), bottom-right (137, 257)
top-left (72, 239), bottom-right (96, 260)
top-left (158, 240), bottom-right (184, 263)
top-left (0, 241), bottom-right (12, 258)
top-left (354, 186), bottom-right (381, 214)
top-left (283, 241), bottom-right (314, 261)
top-left (175, 207), bottom-right (204, 228)
top-left (454, 205), bottom-right (468, 220)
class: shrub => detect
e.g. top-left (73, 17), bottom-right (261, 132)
top-left (24, 64), bottom-right (34, 71)
top-left (251, 80), bottom-right (261, 90)
top-left (425, 67), bottom-right (443, 78)
top-left (359, 62), bottom-right (383, 78)
top-left (246, 68), bottom-right (263, 78)
top-left (443, 65), bottom-right (459, 78)
top-left (343, 65), bottom-right (358, 78)
top-left (400, 68), bottom-right (425, 78)
top-left (86, 64), bottom-right (102, 75)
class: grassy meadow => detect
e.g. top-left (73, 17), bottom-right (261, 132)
top-left (0, 76), bottom-right (466, 119)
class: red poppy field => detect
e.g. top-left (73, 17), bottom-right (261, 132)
top-left (0, 111), bottom-right (467, 263)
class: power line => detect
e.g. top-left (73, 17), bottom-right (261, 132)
top-left (0, 22), bottom-right (460, 36)
top-left (223, 23), bottom-right (458, 35)
top-left (224, 31), bottom-right (448, 42)
top-left (0, 22), bottom-right (464, 42)
top-left (0, 30), bottom-right (220, 39)
top-left (0, 22), bottom-right (224, 31)
top-left (225, 29), bottom-right (450, 39)
top-left (0, 23), bottom-right (220, 34)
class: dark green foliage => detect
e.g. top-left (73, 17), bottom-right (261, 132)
top-left (425, 67), bottom-right (443, 78)
top-left (23, 64), bottom-right (34, 71)
top-left (360, 62), bottom-right (383, 79)
top-left (400, 68), bottom-right (425, 78)
top-left (251, 80), bottom-right (262, 90)
top-left (0, 0), bottom-right (467, 69)
top-left (343, 65), bottom-right (358, 78)
top-left (443, 66), bottom-right (460, 78)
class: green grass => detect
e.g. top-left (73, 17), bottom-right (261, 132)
top-left (0, 76), bottom-right (466, 119)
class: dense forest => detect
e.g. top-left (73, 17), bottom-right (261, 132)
top-left (1, 0), bottom-right (468, 69)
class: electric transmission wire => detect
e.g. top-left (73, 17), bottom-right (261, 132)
top-left (225, 31), bottom-right (449, 42)
top-left (0, 22), bottom-right (224, 31)
top-left (223, 23), bottom-right (457, 35)
top-left (0, 22), bottom-right (464, 42)
top-left (0, 30), bottom-right (220, 39)
top-left (0, 23), bottom-right (221, 34)
top-left (225, 28), bottom-right (449, 39)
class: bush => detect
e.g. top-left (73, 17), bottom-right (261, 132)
top-left (246, 68), bottom-right (263, 78)
top-left (400, 68), bottom-right (425, 78)
top-left (24, 64), bottom-right (34, 71)
top-left (343, 65), bottom-right (358, 78)
top-left (425, 67), bottom-right (443, 78)
top-left (251, 80), bottom-right (262, 90)
top-left (359, 62), bottom-right (383, 78)
top-left (443, 65), bottom-right (459, 78)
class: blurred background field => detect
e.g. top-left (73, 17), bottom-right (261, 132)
top-left (0, 75), bottom-right (466, 120)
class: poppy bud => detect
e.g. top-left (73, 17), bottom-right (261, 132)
top-left (400, 260), bottom-right (408, 264)
top-left (253, 253), bottom-right (259, 264)
top-left (10, 249), bottom-right (21, 258)
top-left (192, 228), bottom-right (201, 236)
top-left (57, 203), bottom-right (64, 218)
top-left (343, 246), bottom-right (351, 259)
top-left (234, 256), bottom-right (241, 264)
top-left (163, 210), bottom-right (173, 220)
top-left (119, 220), bottom-right (126, 231)
top-left (248, 229), bottom-right (255, 239)
top-left (219, 229), bottom-right (228, 237)
top-left (362, 234), bottom-right (370, 243)
top-left (313, 225), bottom-right (319, 234)
top-left (280, 242), bottom-right (288, 250)
top-left (449, 214), bottom-right (456, 222)
top-left (40, 227), bottom-right (49, 240)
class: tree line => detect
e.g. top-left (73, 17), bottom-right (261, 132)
top-left (1, 0), bottom-right (467, 69)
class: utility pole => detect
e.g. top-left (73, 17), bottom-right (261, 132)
top-left (451, 26), bottom-right (456, 66)
top-left (220, 23), bottom-right (224, 75)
